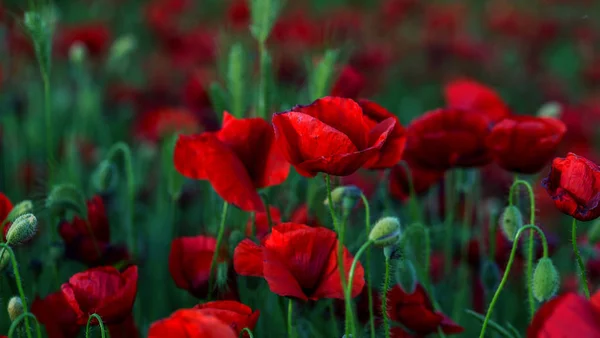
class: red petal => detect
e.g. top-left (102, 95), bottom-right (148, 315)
top-left (527, 293), bottom-right (600, 337)
top-left (444, 78), bottom-right (509, 124)
top-left (262, 247), bottom-right (309, 300)
top-left (148, 309), bottom-right (237, 338)
top-left (233, 239), bottom-right (264, 277)
top-left (312, 239), bottom-right (365, 300)
top-left (169, 236), bottom-right (216, 296)
top-left (0, 193), bottom-right (13, 222)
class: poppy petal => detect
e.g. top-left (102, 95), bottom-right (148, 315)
top-left (233, 239), bottom-right (265, 277)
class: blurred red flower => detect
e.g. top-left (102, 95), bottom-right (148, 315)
top-left (486, 115), bottom-right (566, 174)
top-left (234, 223), bottom-right (364, 301)
top-left (54, 23), bottom-right (111, 57)
top-left (227, 0), bottom-right (250, 30)
top-left (193, 300), bottom-right (260, 336)
top-left (175, 112), bottom-right (290, 211)
top-left (404, 108), bottom-right (491, 171)
top-left (527, 292), bottom-right (600, 337)
top-left (542, 153), bottom-right (600, 221)
top-left (330, 66), bottom-right (366, 99)
top-left (32, 291), bottom-right (80, 338)
top-left (0, 193), bottom-right (13, 239)
top-left (246, 206), bottom-right (282, 239)
top-left (272, 96), bottom-right (396, 177)
top-left (134, 108), bottom-right (201, 143)
top-left (289, 204), bottom-right (323, 227)
top-left (444, 78), bottom-right (510, 124)
top-left (148, 309), bottom-right (237, 338)
top-left (61, 265), bottom-right (138, 325)
top-left (107, 315), bottom-right (139, 338)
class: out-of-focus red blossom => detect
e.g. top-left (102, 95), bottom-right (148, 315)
top-left (330, 66), bottom-right (366, 99)
top-left (234, 223), bottom-right (364, 301)
top-left (290, 204), bottom-right (323, 227)
top-left (144, 0), bottom-right (191, 37)
top-left (61, 265), bottom-right (138, 325)
top-left (387, 284), bottom-right (464, 335)
top-left (272, 96), bottom-right (396, 177)
top-left (350, 45), bottom-right (394, 74)
top-left (32, 291), bottom-right (80, 338)
top-left (271, 11), bottom-right (320, 50)
top-left (542, 152), bottom-right (600, 221)
top-left (390, 327), bottom-right (416, 338)
top-left (444, 78), bottom-right (510, 124)
top-left (357, 99), bottom-right (406, 169)
top-left (134, 108), bottom-right (201, 143)
top-left (379, 0), bottom-right (417, 29)
top-left (227, 0), bottom-right (250, 30)
top-left (0, 193), bottom-right (13, 237)
top-left (193, 301), bottom-right (259, 337)
top-left (320, 9), bottom-right (363, 42)
top-left (162, 28), bottom-right (217, 69)
top-left (404, 108), bottom-right (491, 171)
top-left (107, 316), bottom-right (139, 338)
top-left (54, 23), bottom-right (111, 57)
top-left (486, 115), bottom-right (566, 174)
top-left (389, 155), bottom-right (444, 202)
top-left (175, 112), bottom-right (289, 211)
top-left (182, 68), bottom-right (214, 113)
top-left (527, 292), bottom-right (600, 337)
top-left (148, 309), bottom-right (237, 338)
top-left (246, 207), bottom-right (282, 239)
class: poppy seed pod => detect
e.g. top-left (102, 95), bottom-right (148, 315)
top-left (499, 205), bottom-right (523, 241)
top-left (5, 200), bottom-right (33, 223)
top-left (395, 259), bottom-right (417, 293)
top-left (369, 217), bottom-right (402, 247)
top-left (92, 160), bottom-right (118, 194)
top-left (7, 296), bottom-right (24, 321)
top-left (588, 220), bottom-right (600, 245)
top-left (6, 213), bottom-right (38, 245)
top-left (324, 185), bottom-right (362, 211)
top-left (532, 257), bottom-right (559, 302)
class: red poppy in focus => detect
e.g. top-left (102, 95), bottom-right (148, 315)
top-left (542, 153), bottom-right (600, 221)
top-left (61, 265), bottom-right (138, 325)
top-left (135, 108), bottom-right (201, 143)
top-left (486, 115), bottom-right (566, 174)
top-left (175, 112), bottom-right (290, 211)
top-left (148, 309), bottom-right (237, 338)
top-left (444, 78), bottom-right (510, 124)
top-left (194, 301), bottom-right (260, 336)
top-left (357, 99), bottom-right (406, 169)
top-left (54, 23), bottom-right (111, 57)
top-left (272, 96), bottom-right (396, 177)
top-left (404, 108), bottom-right (491, 170)
top-left (389, 156), bottom-right (444, 201)
top-left (330, 66), bottom-right (366, 100)
top-left (527, 292), bottom-right (600, 337)
top-left (246, 207), bottom-right (282, 239)
top-left (32, 291), bottom-right (80, 338)
top-left (387, 284), bottom-right (464, 335)
top-left (234, 223), bottom-right (365, 301)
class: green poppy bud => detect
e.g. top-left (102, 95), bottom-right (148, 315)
top-left (395, 259), bottom-right (417, 293)
top-left (532, 257), bottom-right (559, 302)
top-left (588, 220), bottom-right (600, 245)
top-left (45, 184), bottom-right (88, 218)
top-left (6, 214), bottom-right (38, 245)
top-left (7, 296), bottom-right (23, 321)
top-left (369, 217), bottom-right (402, 248)
top-left (324, 185), bottom-right (362, 211)
top-left (5, 200), bottom-right (33, 223)
top-left (0, 248), bottom-right (10, 272)
top-left (499, 205), bottom-right (523, 241)
top-left (92, 160), bottom-right (118, 194)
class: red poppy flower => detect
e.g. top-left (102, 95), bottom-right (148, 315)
top-left (175, 112), bottom-right (289, 211)
top-left (54, 23), bottom-right (111, 57)
top-left (542, 153), bottom-right (600, 221)
top-left (486, 115), bottom-right (566, 174)
top-left (444, 78), bottom-right (510, 124)
top-left (289, 204), bottom-right (323, 227)
top-left (148, 309), bottom-right (237, 338)
top-left (234, 223), bottom-right (364, 301)
top-left (193, 301), bottom-right (260, 336)
top-left (527, 292), bottom-right (600, 337)
top-left (404, 108), bottom-right (492, 170)
top-left (61, 265), bottom-right (138, 325)
top-left (135, 108), bottom-right (201, 143)
top-left (357, 99), bottom-right (406, 169)
top-left (330, 66), bottom-right (366, 100)
top-left (227, 0), bottom-right (250, 30)
top-left (387, 284), bottom-right (464, 335)
top-left (389, 156), bottom-right (444, 202)
top-left (272, 96), bottom-right (396, 177)
top-left (246, 207), bottom-right (282, 239)
top-left (390, 327), bottom-right (417, 338)
top-left (31, 291), bottom-right (80, 338)
top-left (169, 236), bottom-right (222, 298)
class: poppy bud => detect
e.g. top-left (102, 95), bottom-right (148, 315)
top-left (5, 200), bottom-right (33, 223)
top-left (395, 259), bottom-right (417, 293)
top-left (499, 205), bottom-right (523, 241)
top-left (0, 247), bottom-right (10, 272)
top-left (6, 214), bottom-right (38, 245)
top-left (92, 160), bottom-right (118, 194)
top-left (46, 184), bottom-right (88, 218)
top-left (324, 185), bottom-right (362, 212)
top-left (588, 220), bottom-right (600, 245)
top-left (369, 217), bottom-right (402, 248)
top-left (7, 296), bottom-right (23, 321)
top-left (69, 42), bottom-right (87, 64)
top-left (480, 259), bottom-right (501, 293)
top-left (532, 257), bottom-right (559, 302)
top-left (537, 101), bottom-right (562, 119)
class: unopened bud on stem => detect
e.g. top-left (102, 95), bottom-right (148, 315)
top-left (7, 296), bottom-right (23, 321)
top-left (369, 217), bottom-right (402, 248)
top-left (6, 213), bottom-right (38, 245)
top-left (324, 185), bottom-right (362, 211)
top-left (499, 205), bottom-right (523, 241)
top-left (532, 257), bottom-right (559, 302)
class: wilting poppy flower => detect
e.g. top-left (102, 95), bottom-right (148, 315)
top-left (194, 301), bottom-right (260, 336)
top-left (135, 108), bottom-right (201, 143)
top-left (542, 153), bottom-right (600, 221)
top-left (246, 207), bottom-right (282, 239)
top-left (61, 265), bottom-right (138, 325)
top-left (330, 66), bottom-right (366, 99)
top-left (389, 156), bottom-right (444, 201)
top-left (387, 284), bottom-right (464, 335)
top-left (32, 291), bottom-right (80, 338)
top-left (54, 23), bottom-right (111, 57)
top-left (527, 292), bottom-right (600, 337)
top-left (357, 99), bottom-right (406, 169)
top-left (486, 115), bottom-right (566, 174)
top-left (272, 96), bottom-right (396, 177)
top-left (444, 78), bottom-right (510, 124)
top-left (404, 108), bottom-right (491, 170)
top-left (234, 223), bottom-right (365, 301)
top-left (148, 309), bottom-right (237, 338)
top-left (174, 112), bottom-right (290, 211)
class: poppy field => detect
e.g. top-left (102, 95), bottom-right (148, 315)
top-left (2, 0), bottom-right (600, 337)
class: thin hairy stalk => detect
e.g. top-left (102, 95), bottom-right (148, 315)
top-left (572, 218), bottom-right (590, 298)
top-left (208, 201), bottom-right (229, 300)
top-left (1, 244), bottom-right (33, 338)
top-left (360, 193), bottom-right (376, 338)
top-left (85, 313), bottom-right (107, 338)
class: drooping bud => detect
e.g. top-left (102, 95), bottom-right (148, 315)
top-left (499, 205), bottom-right (523, 241)
top-left (0, 247), bottom-right (10, 272)
top-left (5, 200), bottom-right (33, 223)
top-left (369, 217), bottom-right (402, 248)
top-left (45, 184), bottom-right (88, 218)
top-left (324, 185), bottom-right (362, 211)
top-left (6, 214), bottom-right (38, 245)
top-left (92, 160), bottom-right (118, 194)
top-left (7, 296), bottom-right (24, 321)
top-left (480, 259), bottom-right (501, 293)
top-left (532, 257), bottom-right (559, 302)
top-left (395, 259), bottom-right (417, 293)
top-left (588, 219), bottom-right (600, 245)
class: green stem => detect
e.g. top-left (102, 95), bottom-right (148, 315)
top-left (1, 244), bottom-right (33, 338)
top-left (8, 313), bottom-right (42, 338)
top-left (443, 171), bottom-right (457, 275)
top-left (85, 313), bottom-right (107, 338)
top-left (41, 65), bottom-right (54, 182)
top-left (256, 42), bottom-right (268, 119)
top-left (360, 193), bottom-right (376, 338)
top-left (208, 201), bottom-right (229, 300)
top-left (572, 218), bottom-right (590, 298)
top-left (346, 240), bottom-right (374, 338)
top-left (452, 178), bottom-right (474, 322)
top-left (325, 175), bottom-right (338, 230)
top-left (382, 255), bottom-right (392, 338)
top-left (240, 328), bottom-right (255, 338)
top-left (287, 298), bottom-right (294, 338)
top-left (479, 225), bottom-right (548, 338)
top-left (339, 210), bottom-right (349, 337)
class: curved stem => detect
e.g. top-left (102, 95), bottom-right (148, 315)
top-left (360, 193), bottom-right (376, 338)
top-left (572, 218), bottom-right (590, 298)
top-left (85, 313), bottom-right (107, 338)
top-left (8, 313), bottom-right (42, 338)
top-left (345, 240), bottom-right (374, 338)
top-left (478, 224), bottom-right (548, 338)
top-left (1, 244), bottom-right (33, 338)
top-left (339, 209), bottom-right (349, 336)
top-left (240, 328), bottom-right (255, 338)
top-left (382, 255), bottom-right (392, 338)
top-left (208, 201), bottom-right (229, 300)
top-left (287, 298), bottom-right (294, 338)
